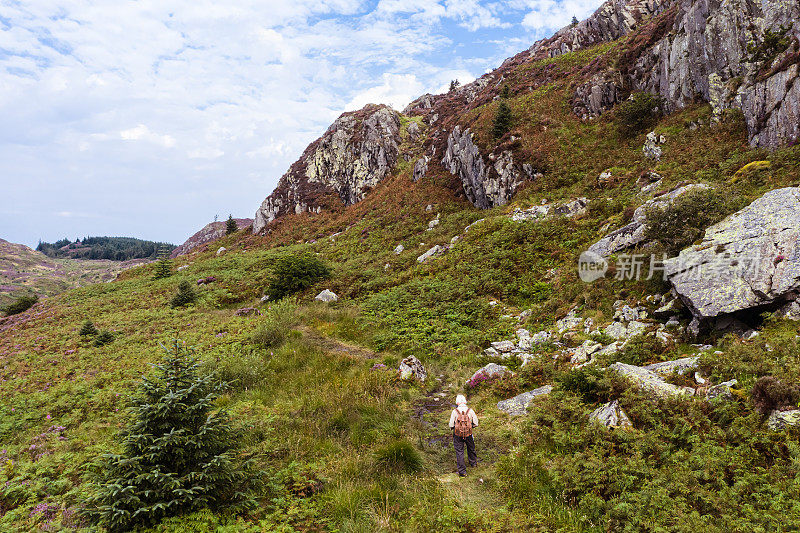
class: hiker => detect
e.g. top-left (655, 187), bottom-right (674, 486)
top-left (449, 394), bottom-right (478, 477)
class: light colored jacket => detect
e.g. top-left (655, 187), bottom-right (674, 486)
top-left (449, 405), bottom-right (478, 429)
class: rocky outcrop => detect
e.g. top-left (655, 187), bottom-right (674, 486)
top-left (399, 355), bottom-right (427, 381)
top-left (529, 0), bottom-right (673, 59)
top-left (588, 184), bottom-right (710, 257)
top-left (511, 198), bottom-right (588, 222)
top-left (563, 0), bottom-right (799, 148)
top-left (253, 104), bottom-right (401, 233)
top-left (590, 400), bottom-right (633, 428)
top-left (665, 188), bottom-right (800, 319)
top-left (441, 126), bottom-right (534, 209)
top-left (497, 385), bottom-right (553, 416)
top-left (572, 72), bottom-right (622, 119)
top-left (171, 219), bottom-right (253, 258)
top-left (767, 409), bottom-right (800, 431)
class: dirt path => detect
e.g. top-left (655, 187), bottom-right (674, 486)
top-left (297, 325), bottom-right (379, 359)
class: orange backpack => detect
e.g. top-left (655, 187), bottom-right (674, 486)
top-left (454, 408), bottom-right (473, 438)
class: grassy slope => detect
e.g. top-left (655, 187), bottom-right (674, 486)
top-left (2, 39), bottom-right (800, 531)
top-left (0, 240), bottom-right (145, 308)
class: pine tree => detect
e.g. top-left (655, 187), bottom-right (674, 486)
top-left (449, 79), bottom-right (460, 92)
top-left (79, 319), bottom-right (98, 336)
top-left (82, 341), bottom-right (258, 531)
top-left (152, 248), bottom-right (172, 280)
top-left (170, 280), bottom-right (196, 308)
top-left (571, 15), bottom-right (579, 27)
top-left (492, 101), bottom-right (513, 139)
top-left (226, 214), bottom-right (237, 235)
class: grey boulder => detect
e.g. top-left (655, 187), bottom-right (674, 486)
top-left (590, 400), bottom-right (633, 428)
top-left (497, 386), bottom-right (553, 416)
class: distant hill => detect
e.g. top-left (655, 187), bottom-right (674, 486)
top-left (170, 218), bottom-right (253, 257)
top-left (36, 236), bottom-right (175, 261)
top-left (0, 238), bottom-right (148, 307)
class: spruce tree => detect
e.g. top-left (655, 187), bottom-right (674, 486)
top-left (82, 341), bottom-right (257, 531)
top-left (152, 249), bottom-right (172, 280)
top-left (79, 319), bottom-right (98, 336)
top-left (170, 280), bottom-right (196, 308)
top-left (492, 101), bottom-right (513, 139)
top-left (226, 214), bottom-right (237, 235)
top-left (571, 15), bottom-right (579, 27)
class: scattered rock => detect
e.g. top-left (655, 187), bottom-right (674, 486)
top-left (399, 355), bottom-right (427, 381)
top-left (315, 289), bottom-right (339, 302)
top-left (604, 322), bottom-right (628, 340)
top-left (590, 400), bottom-right (633, 428)
top-left (196, 276), bottom-right (216, 285)
top-left (774, 300), bottom-right (800, 321)
top-left (516, 328), bottom-right (532, 350)
top-left (531, 330), bottom-right (552, 344)
top-left (497, 386), bottom-right (553, 416)
top-left (610, 362), bottom-right (695, 398)
top-left (177, 265), bottom-right (189, 271)
top-left (643, 357), bottom-right (698, 377)
top-left (642, 131), bottom-right (664, 161)
top-left (427, 215), bottom-right (440, 230)
top-left (216, 247), bottom-right (226, 256)
top-left (570, 340), bottom-right (602, 365)
top-left (469, 363), bottom-right (511, 383)
top-left (511, 198), bottom-right (588, 222)
top-left (394, 244), bottom-right (404, 254)
top-left (260, 295), bottom-right (270, 303)
top-left (491, 340), bottom-right (516, 353)
top-left (235, 307), bottom-right (261, 317)
top-left (706, 379), bottom-right (738, 402)
top-left (767, 410), bottom-right (800, 431)
top-left (417, 245), bottom-right (444, 263)
top-left (556, 307), bottom-right (583, 333)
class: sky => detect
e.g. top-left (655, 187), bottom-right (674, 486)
top-left (0, 0), bottom-right (603, 248)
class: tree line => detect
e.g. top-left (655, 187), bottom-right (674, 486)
top-left (36, 236), bottom-right (175, 261)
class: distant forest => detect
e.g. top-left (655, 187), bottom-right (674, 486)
top-left (36, 236), bottom-right (176, 261)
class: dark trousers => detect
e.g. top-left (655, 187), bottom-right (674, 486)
top-left (453, 433), bottom-right (477, 475)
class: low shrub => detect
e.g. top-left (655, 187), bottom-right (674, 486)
top-left (251, 300), bottom-right (297, 349)
top-left (615, 92), bottom-right (664, 136)
top-left (751, 375), bottom-right (799, 415)
top-left (556, 366), bottom-right (610, 404)
top-left (373, 439), bottom-right (422, 473)
top-left (643, 188), bottom-right (744, 254)
top-left (266, 253), bottom-right (331, 301)
top-left (170, 281), bottom-right (197, 308)
top-left (2, 294), bottom-right (38, 316)
top-left (607, 334), bottom-right (666, 367)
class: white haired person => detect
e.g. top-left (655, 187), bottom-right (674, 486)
top-left (449, 394), bottom-right (478, 477)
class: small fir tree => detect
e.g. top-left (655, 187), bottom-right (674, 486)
top-left (152, 249), bottom-right (173, 280)
top-left (492, 101), bottom-right (513, 139)
top-left (571, 15), bottom-right (579, 27)
top-left (79, 319), bottom-right (98, 336)
top-left (94, 330), bottom-right (115, 347)
top-left (82, 341), bottom-right (258, 531)
top-left (226, 214), bottom-right (237, 235)
top-left (449, 79), bottom-right (461, 92)
top-left (170, 280), bottom-right (197, 308)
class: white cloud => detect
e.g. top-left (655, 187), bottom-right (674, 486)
top-left (0, 0), bottom-right (604, 247)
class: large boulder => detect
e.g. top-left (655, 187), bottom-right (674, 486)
top-left (590, 400), bottom-right (633, 428)
top-left (588, 184), bottom-right (710, 258)
top-left (497, 386), bottom-right (553, 416)
top-left (665, 188), bottom-right (800, 319)
top-left (469, 363), bottom-right (512, 384)
top-left (610, 362), bottom-right (695, 398)
top-left (643, 357), bottom-right (698, 377)
top-left (767, 409), bottom-right (800, 431)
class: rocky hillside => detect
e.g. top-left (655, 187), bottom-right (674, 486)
top-left (254, 0), bottom-right (799, 229)
top-left (170, 218), bottom-right (253, 257)
top-left (3, 1), bottom-right (800, 531)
